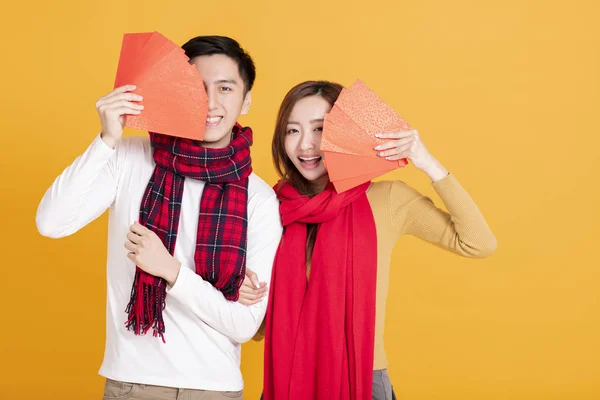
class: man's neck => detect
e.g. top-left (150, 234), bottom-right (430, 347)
top-left (195, 130), bottom-right (233, 149)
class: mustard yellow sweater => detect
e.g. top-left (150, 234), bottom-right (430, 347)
top-left (366, 174), bottom-right (496, 369)
top-left (255, 174), bottom-right (497, 370)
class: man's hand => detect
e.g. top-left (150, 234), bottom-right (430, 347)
top-left (238, 268), bottom-right (267, 306)
top-left (125, 222), bottom-right (180, 286)
top-left (96, 85), bottom-right (144, 148)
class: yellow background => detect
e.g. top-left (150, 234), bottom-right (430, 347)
top-left (1, 0), bottom-right (599, 399)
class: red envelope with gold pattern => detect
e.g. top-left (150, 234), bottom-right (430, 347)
top-left (321, 79), bottom-right (411, 193)
top-left (114, 31), bottom-right (208, 140)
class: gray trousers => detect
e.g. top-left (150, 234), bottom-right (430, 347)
top-left (260, 369), bottom-right (396, 399)
top-left (372, 369), bottom-right (397, 400)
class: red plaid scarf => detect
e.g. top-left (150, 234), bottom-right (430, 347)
top-left (125, 124), bottom-right (253, 342)
top-left (264, 181), bottom-right (377, 399)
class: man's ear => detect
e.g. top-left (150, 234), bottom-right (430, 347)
top-left (240, 91), bottom-right (252, 115)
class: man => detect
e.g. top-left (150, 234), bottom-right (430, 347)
top-left (36, 35), bottom-right (282, 400)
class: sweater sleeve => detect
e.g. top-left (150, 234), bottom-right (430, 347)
top-left (390, 174), bottom-right (497, 258)
top-left (166, 191), bottom-right (283, 343)
top-left (35, 135), bottom-right (121, 238)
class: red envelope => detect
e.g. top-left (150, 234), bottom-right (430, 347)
top-left (321, 79), bottom-right (412, 193)
top-left (114, 33), bottom-right (152, 88)
top-left (323, 152), bottom-right (398, 180)
top-left (323, 151), bottom-right (407, 193)
top-left (329, 172), bottom-right (386, 193)
top-left (114, 31), bottom-right (208, 140)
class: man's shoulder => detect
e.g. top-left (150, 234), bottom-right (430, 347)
top-left (118, 135), bottom-right (151, 153)
top-left (247, 173), bottom-right (280, 216)
top-left (246, 174), bottom-right (283, 249)
top-left (248, 173), bottom-right (277, 199)
top-left (114, 135), bottom-right (153, 167)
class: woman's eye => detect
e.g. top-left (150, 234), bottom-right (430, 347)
top-left (314, 126), bottom-right (323, 132)
top-left (286, 128), bottom-right (299, 134)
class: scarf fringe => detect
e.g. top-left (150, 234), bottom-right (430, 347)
top-left (125, 272), bottom-right (166, 343)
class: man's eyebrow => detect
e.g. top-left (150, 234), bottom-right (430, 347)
top-left (214, 79), bottom-right (239, 85)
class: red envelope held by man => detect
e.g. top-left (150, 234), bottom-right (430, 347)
top-left (114, 31), bottom-right (208, 141)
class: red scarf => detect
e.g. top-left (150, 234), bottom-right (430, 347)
top-left (125, 124), bottom-right (252, 342)
top-left (264, 181), bottom-right (377, 400)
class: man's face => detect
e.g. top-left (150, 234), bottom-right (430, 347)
top-left (191, 54), bottom-right (251, 148)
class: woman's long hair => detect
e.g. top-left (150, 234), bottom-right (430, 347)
top-left (271, 81), bottom-right (344, 270)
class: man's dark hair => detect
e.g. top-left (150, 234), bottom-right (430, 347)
top-left (182, 35), bottom-right (256, 93)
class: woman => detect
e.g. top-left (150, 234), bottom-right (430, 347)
top-left (240, 81), bottom-right (497, 400)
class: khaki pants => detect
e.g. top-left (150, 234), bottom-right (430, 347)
top-left (102, 378), bottom-right (243, 400)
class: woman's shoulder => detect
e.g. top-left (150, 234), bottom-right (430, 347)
top-left (369, 180), bottom-right (421, 201)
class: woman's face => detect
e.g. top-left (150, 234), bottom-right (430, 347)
top-left (284, 95), bottom-right (332, 190)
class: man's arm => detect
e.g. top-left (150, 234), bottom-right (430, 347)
top-left (127, 191), bottom-right (283, 343)
top-left (36, 85), bottom-right (143, 238)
